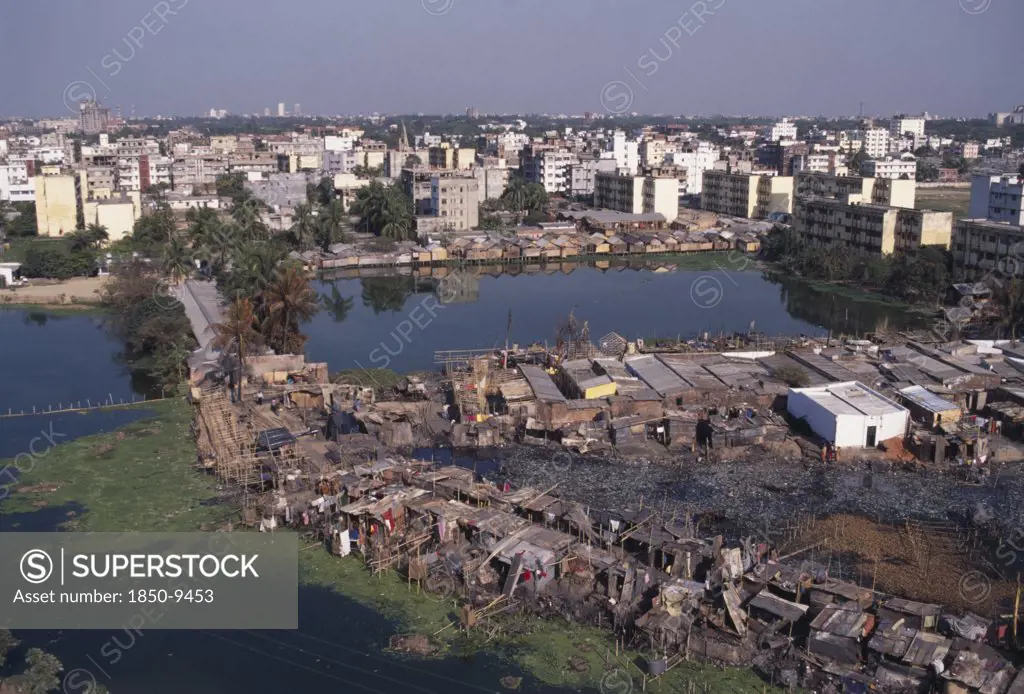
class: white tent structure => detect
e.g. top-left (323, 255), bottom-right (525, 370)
top-left (787, 382), bottom-right (909, 448)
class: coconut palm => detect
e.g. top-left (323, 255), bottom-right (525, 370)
top-left (186, 206), bottom-right (220, 246)
top-left (263, 265), bottom-right (319, 354)
top-left (289, 203), bottom-right (317, 251)
top-left (212, 298), bottom-right (262, 400)
top-left (161, 236), bottom-right (194, 284)
top-left (994, 278), bottom-right (1024, 343)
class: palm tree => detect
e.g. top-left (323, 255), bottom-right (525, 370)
top-left (360, 277), bottom-right (413, 315)
top-left (212, 298), bottom-right (262, 400)
top-left (161, 237), bottom-right (193, 284)
top-left (501, 177), bottom-right (528, 212)
top-left (224, 243), bottom-right (286, 309)
top-left (320, 284), bottom-right (354, 323)
top-left (186, 206), bottom-right (219, 246)
top-left (289, 203), bottom-right (317, 251)
top-left (263, 266), bottom-right (319, 354)
top-left (231, 196), bottom-right (267, 242)
top-left (196, 219), bottom-right (239, 275)
top-left (69, 223), bottom-right (109, 252)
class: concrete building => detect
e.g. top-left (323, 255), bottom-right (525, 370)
top-left (402, 167), bottom-right (462, 215)
top-left (860, 128), bottom-right (891, 158)
top-left (569, 156), bottom-right (617, 198)
top-left (968, 174), bottom-right (1024, 226)
top-left (473, 165), bottom-right (509, 200)
top-left (79, 101), bottom-right (110, 135)
top-left (594, 172), bottom-right (679, 222)
top-left (608, 131), bottom-right (639, 175)
top-left (890, 116), bottom-right (926, 141)
top-left (664, 142), bottom-right (720, 196)
top-left (429, 175), bottom-right (479, 231)
top-left (787, 382), bottom-right (909, 448)
top-left (34, 174), bottom-right (78, 236)
top-left (792, 152), bottom-right (848, 177)
top-left (521, 146), bottom-right (577, 195)
top-left (277, 103), bottom-right (286, 117)
top-left (761, 141), bottom-right (809, 176)
top-left (957, 142), bottom-right (980, 160)
top-left (794, 171), bottom-right (916, 209)
top-left (952, 219), bottom-right (1024, 278)
top-left (860, 156), bottom-right (917, 181)
top-left (769, 118), bottom-right (798, 142)
top-left (701, 171), bottom-right (794, 219)
top-left (82, 195), bottom-right (140, 243)
top-left (171, 154), bottom-right (228, 192)
top-left (640, 139), bottom-right (672, 168)
top-left (428, 145), bottom-right (475, 171)
top-left (0, 162), bottom-right (35, 202)
top-left (794, 197), bottom-right (952, 255)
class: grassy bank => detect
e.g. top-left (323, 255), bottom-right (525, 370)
top-left (0, 301), bottom-right (109, 314)
top-left (0, 398), bottom-right (772, 693)
top-left (763, 267), bottom-right (935, 311)
top-left (0, 399), bottom-right (222, 531)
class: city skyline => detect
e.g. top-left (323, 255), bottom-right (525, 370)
top-left (2, 0), bottom-right (1021, 119)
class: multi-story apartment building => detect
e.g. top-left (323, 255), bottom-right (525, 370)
top-left (760, 141), bottom-right (809, 176)
top-left (428, 175), bottom-right (479, 231)
top-left (568, 156), bottom-right (617, 198)
top-left (428, 145), bottom-right (475, 171)
top-left (794, 197), bottom-right (951, 255)
top-left (952, 219), bottom-right (1024, 278)
top-left (324, 149), bottom-right (361, 175)
top-left (79, 101), bottom-right (110, 135)
top-left (769, 118), bottom-right (798, 142)
top-left (117, 155), bottom-right (171, 192)
top-left (78, 166), bottom-right (118, 199)
top-left (209, 136), bottom-right (239, 154)
top-left (664, 142), bottom-right (719, 196)
top-left (794, 171), bottom-right (916, 209)
top-left (473, 165), bottom-right (509, 200)
top-left (853, 128), bottom-right (891, 158)
top-left (957, 142), bottom-right (980, 160)
top-left (521, 146), bottom-right (577, 195)
top-left (640, 139), bottom-right (673, 168)
top-left (860, 156), bottom-right (917, 181)
top-left (34, 174), bottom-right (79, 236)
top-left (0, 162), bottom-right (35, 202)
top-left (701, 171), bottom-right (794, 219)
top-left (968, 174), bottom-right (1024, 226)
top-left (114, 138), bottom-right (161, 158)
top-left (890, 116), bottom-right (926, 141)
top-left (82, 193), bottom-right (141, 243)
top-left (594, 172), bottom-right (679, 222)
top-left (171, 154), bottom-right (228, 192)
top-left (402, 167), bottom-right (465, 215)
top-left (608, 131), bottom-right (639, 175)
top-left (792, 152), bottom-right (848, 177)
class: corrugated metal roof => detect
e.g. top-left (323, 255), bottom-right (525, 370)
top-left (624, 355), bottom-right (689, 397)
top-left (899, 385), bottom-right (960, 414)
top-left (792, 382), bottom-right (907, 417)
top-left (519, 365), bottom-right (567, 403)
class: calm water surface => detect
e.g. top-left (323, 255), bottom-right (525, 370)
top-left (305, 265), bottom-right (929, 374)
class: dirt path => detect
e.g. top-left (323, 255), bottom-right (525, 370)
top-left (0, 276), bottom-right (108, 306)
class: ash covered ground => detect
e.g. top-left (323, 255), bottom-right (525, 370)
top-left (495, 443), bottom-right (1024, 540)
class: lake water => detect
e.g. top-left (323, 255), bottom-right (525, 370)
top-left (0, 267), bottom-right (928, 694)
top-left (305, 263), bottom-right (928, 374)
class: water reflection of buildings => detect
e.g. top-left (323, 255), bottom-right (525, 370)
top-left (774, 276), bottom-right (924, 338)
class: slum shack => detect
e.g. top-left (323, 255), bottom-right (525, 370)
top-left (556, 359), bottom-right (618, 400)
top-left (808, 604), bottom-right (875, 666)
top-left (941, 643), bottom-right (1018, 694)
top-left (878, 598), bottom-right (942, 631)
top-left (899, 385), bottom-right (963, 429)
top-left (746, 590), bottom-right (809, 635)
top-left (808, 579), bottom-right (875, 613)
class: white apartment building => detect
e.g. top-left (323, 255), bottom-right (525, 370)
top-left (594, 172), bottom-right (679, 222)
top-left (861, 129), bottom-right (891, 158)
top-left (171, 154), bottom-right (228, 191)
top-left (968, 174), bottom-right (1024, 226)
top-left (609, 131), bottom-right (639, 175)
top-left (794, 171), bottom-right (917, 209)
top-left (860, 156), bottom-right (917, 181)
top-left (115, 138), bottom-right (161, 157)
top-left (793, 153), bottom-right (848, 177)
top-left (770, 118), bottom-right (798, 142)
top-left (640, 139), bottom-right (673, 168)
top-left (890, 116), bottom-right (926, 141)
top-left (0, 162), bottom-right (35, 202)
top-left (325, 134), bottom-right (357, 152)
top-left (521, 147), bottom-right (577, 195)
top-left (664, 142), bottom-right (720, 196)
top-left (117, 155), bottom-right (171, 191)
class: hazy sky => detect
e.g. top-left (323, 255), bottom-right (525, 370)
top-left (2, 0), bottom-right (1021, 119)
